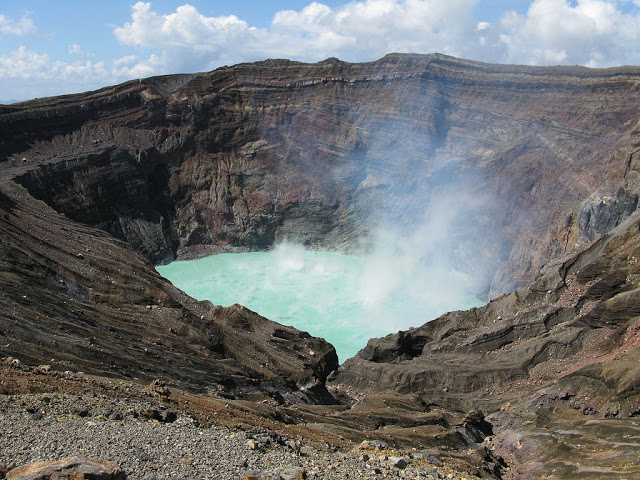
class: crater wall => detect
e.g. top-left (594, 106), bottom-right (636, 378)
top-left (4, 54), bottom-right (640, 298)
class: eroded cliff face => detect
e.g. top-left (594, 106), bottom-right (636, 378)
top-left (0, 183), bottom-right (338, 401)
top-left (3, 54), bottom-right (640, 298)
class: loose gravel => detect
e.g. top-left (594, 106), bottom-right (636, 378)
top-left (0, 393), bottom-right (472, 480)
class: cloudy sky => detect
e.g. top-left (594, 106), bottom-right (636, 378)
top-left (2, 0), bottom-right (640, 101)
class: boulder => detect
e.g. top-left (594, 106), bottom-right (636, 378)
top-left (7, 457), bottom-right (125, 480)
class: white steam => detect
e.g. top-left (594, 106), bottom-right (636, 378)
top-left (158, 215), bottom-right (486, 362)
top-left (352, 182), bottom-right (487, 331)
top-left (263, 179), bottom-right (488, 339)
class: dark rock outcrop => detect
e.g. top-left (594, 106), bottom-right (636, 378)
top-left (331, 209), bottom-right (640, 478)
top-left (577, 187), bottom-right (638, 242)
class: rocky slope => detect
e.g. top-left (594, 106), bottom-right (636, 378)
top-left (1, 53), bottom-right (640, 478)
top-left (0, 185), bottom-right (337, 401)
top-left (0, 361), bottom-right (489, 480)
top-left (332, 209), bottom-right (640, 478)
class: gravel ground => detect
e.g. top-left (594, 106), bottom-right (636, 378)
top-left (0, 393), bottom-right (472, 480)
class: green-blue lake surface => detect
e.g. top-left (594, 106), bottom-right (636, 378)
top-left (157, 243), bottom-right (483, 362)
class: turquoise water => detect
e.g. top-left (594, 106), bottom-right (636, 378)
top-left (157, 243), bottom-right (483, 362)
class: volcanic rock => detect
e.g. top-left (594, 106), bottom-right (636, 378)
top-left (388, 456), bottom-right (409, 469)
top-left (2, 53), bottom-right (640, 478)
top-left (1, 53), bottom-right (639, 391)
top-left (6, 457), bottom-right (125, 480)
top-left (331, 209), bottom-right (640, 477)
top-left (0, 186), bottom-right (337, 400)
top-left (3, 54), bottom-right (640, 297)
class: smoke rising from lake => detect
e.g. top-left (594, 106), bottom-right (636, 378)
top-left (159, 76), bottom-right (501, 361)
top-left (158, 227), bottom-right (483, 362)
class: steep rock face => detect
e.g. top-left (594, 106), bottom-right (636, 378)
top-left (3, 54), bottom-right (640, 297)
top-left (1, 52), bottom-right (639, 406)
top-left (331, 209), bottom-right (640, 477)
top-left (334, 208), bottom-right (640, 403)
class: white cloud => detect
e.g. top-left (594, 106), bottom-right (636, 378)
top-left (108, 0), bottom-right (640, 77)
top-left (0, 13), bottom-right (37, 36)
top-left (114, 2), bottom-right (252, 48)
top-left (68, 43), bottom-right (96, 60)
top-left (0, 44), bottom-right (165, 99)
top-left (111, 53), bottom-right (161, 78)
top-left (269, 0), bottom-right (487, 60)
top-left (113, 2), bottom-right (255, 72)
top-left (0, 46), bottom-right (108, 80)
top-left (4, 1), bottom-right (640, 100)
top-left (499, 0), bottom-right (640, 66)
top-left (110, 0), bottom-right (501, 73)
top-left (0, 46), bottom-right (117, 99)
top-left (0, 46), bottom-right (48, 79)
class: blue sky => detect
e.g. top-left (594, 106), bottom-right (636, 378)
top-left (1, 1), bottom-right (640, 101)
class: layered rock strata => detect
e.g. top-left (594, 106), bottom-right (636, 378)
top-left (331, 209), bottom-right (640, 478)
top-left (2, 54), bottom-right (640, 297)
top-left (2, 53), bottom-right (640, 478)
top-left (0, 186), bottom-right (337, 400)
